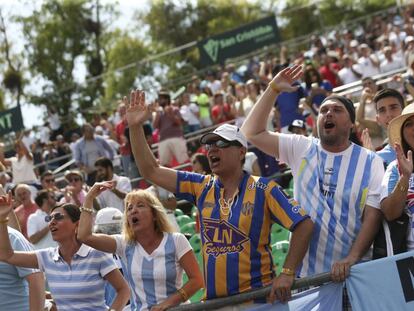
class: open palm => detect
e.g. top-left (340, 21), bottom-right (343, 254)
top-left (122, 90), bottom-right (151, 127)
top-left (395, 143), bottom-right (413, 178)
top-left (270, 64), bottom-right (303, 93)
top-left (0, 192), bottom-right (13, 220)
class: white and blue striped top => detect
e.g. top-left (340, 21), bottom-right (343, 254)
top-left (35, 244), bottom-right (117, 311)
top-left (114, 232), bottom-right (192, 311)
top-left (279, 134), bottom-right (384, 276)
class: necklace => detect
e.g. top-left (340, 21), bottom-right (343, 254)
top-left (219, 189), bottom-right (239, 217)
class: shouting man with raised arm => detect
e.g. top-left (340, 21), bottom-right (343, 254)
top-left (123, 90), bottom-right (313, 307)
top-left (241, 65), bottom-right (384, 286)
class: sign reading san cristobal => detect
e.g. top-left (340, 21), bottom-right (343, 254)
top-left (198, 15), bottom-right (280, 67)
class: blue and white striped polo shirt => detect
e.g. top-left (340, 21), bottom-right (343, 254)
top-left (35, 244), bottom-right (117, 311)
top-left (279, 134), bottom-right (384, 276)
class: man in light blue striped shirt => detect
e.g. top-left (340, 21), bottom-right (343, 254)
top-left (242, 65), bottom-right (384, 282)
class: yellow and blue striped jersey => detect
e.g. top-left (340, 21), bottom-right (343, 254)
top-left (175, 171), bottom-right (309, 300)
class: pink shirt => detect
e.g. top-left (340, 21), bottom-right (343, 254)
top-left (15, 202), bottom-right (39, 238)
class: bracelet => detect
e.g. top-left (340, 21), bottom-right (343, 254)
top-left (399, 183), bottom-right (408, 193)
top-left (281, 267), bottom-right (295, 276)
top-left (0, 217), bottom-right (9, 224)
top-left (80, 206), bottom-right (94, 213)
top-left (177, 288), bottom-right (189, 302)
top-left (268, 82), bottom-right (281, 94)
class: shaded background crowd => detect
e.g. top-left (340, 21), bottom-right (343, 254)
top-left (1, 2), bottom-right (414, 310)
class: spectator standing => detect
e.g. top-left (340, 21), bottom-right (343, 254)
top-left (95, 157), bottom-right (131, 212)
top-left (153, 91), bottom-right (189, 167)
top-left (210, 92), bottom-right (233, 125)
top-left (123, 90), bottom-right (313, 304)
top-left (338, 54), bottom-right (362, 85)
top-left (358, 43), bottom-right (381, 78)
top-left (242, 66), bottom-right (384, 285)
top-left (179, 92), bottom-right (201, 133)
top-left (78, 183), bottom-right (204, 311)
top-left (0, 226), bottom-right (45, 311)
top-left (0, 201), bottom-right (130, 311)
top-left (0, 140), bottom-right (37, 184)
top-left (14, 184), bottom-right (38, 238)
top-left (73, 123), bottom-right (114, 185)
top-left (28, 190), bottom-right (57, 249)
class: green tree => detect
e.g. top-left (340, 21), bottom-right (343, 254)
top-left (104, 31), bottom-right (148, 104)
top-left (18, 0), bottom-right (117, 124)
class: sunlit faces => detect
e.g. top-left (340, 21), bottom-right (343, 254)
top-left (402, 116), bottom-right (414, 150)
top-left (125, 199), bottom-right (155, 233)
top-left (317, 100), bottom-right (354, 147)
top-left (47, 207), bottom-right (77, 242)
top-left (95, 166), bottom-right (109, 181)
top-left (205, 138), bottom-right (245, 175)
top-left (15, 187), bottom-right (31, 205)
top-left (376, 97), bottom-right (403, 128)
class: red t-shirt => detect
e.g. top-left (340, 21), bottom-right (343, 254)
top-left (211, 103), bottom-right (232, 124)
top-left (115, 119), bottom-right (131, 156)
top-left (15, 202), bottom-right (38, 238)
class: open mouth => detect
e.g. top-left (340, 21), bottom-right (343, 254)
top-left (50, 227), bottom-right (58, 233)
top-left (324, 121), bottom-right (335, 129)
top-left (131, 217), bottom-right (139, 224)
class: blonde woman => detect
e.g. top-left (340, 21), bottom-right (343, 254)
top-left (78, 181), bottom-right (203, 311)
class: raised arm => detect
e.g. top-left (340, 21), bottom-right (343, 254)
top-left (77, 182), bottom-right (118, 253)
top-left (0, 193), bottom-right (38, 268)
top-left (124, 90), bottom-right (178, 193)
top-left (380, 144), bottom-right (411, 221)
top-left (241, 65), bottom-right (303, 158)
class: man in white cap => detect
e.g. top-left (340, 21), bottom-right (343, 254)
top-left (122, 89), bottom-right (313, 306)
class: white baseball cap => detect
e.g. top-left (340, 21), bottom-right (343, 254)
top-left (200, 124), bottom-right (248, 147)
top-left (95, 207), bottom-right (123, 225)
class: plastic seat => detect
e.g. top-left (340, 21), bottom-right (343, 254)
top-left (272, 240), bottom-right (290, 274)
top-left (174, 208), bottom-right (184, 217)
top-left (180, 222), bottom-right (196, 236)
top-left (176, 215), bottom-right (192, 228)
top-left (270, 224), bottom-right (290, 244)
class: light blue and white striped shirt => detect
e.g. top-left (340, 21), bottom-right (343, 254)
top-left (279, 134), bottom-right (384, 276)
top-left (114, 232), bottom-right (192, 311)
top-left (35, 244), bottom-right (117, 311)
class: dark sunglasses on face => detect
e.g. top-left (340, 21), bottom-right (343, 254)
top-left (44, 179), bottom-right (55, 183)
top-left (45, 212), bottom-right (66, 222)
top-left (67, 177), bottom-right (81, 183)
top-left (204, 139), bottom-right (242, 150)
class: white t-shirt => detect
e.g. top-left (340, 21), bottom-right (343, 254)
top-left (358, 55), bottom-right (380, 78)
top-left (338, 65), bottom-right (361, 85)
top-left (114, 232), bottom-right (192, 311)
top-left (243, 152), bottom-right (258, 175)
top-left (27, 209), bottom-right (57, 250)
top-left (97, 174), bottom-right (131, 212)
top-left (278, 134), bottom-right (384, 276)
top-left (10, 156), bottom-right (37, 183)
top-left (180, 104), bottom-right (200, 126)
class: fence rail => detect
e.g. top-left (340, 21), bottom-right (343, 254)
top-left (169, 272), bottom-right (332, 311)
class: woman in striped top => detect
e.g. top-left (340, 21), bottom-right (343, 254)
top-left (78, 181), bottom-right (204, 311)
top-left (0, 194), bottom-right (130, 311)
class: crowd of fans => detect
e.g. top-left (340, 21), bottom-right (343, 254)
top-left (0, 4), bottom-right (414, 311)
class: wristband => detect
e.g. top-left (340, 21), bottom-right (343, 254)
top-left (281, 267), bottom-right (295, 276)
top-left (80, 206), bottom-right (94, 213)
top-left (268, 82), bottom-right (281, 94)
top-left (177, 288), bottom-right (189, 302)
top-left (0, 217), bottom-right (9, 224)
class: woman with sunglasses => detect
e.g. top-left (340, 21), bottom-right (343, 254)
top-left (77, 181), bottom-right (204, 311)
top-left (0, 193), bottom-right (130, 311)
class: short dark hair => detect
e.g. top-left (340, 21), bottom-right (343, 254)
top-left (191, 153), bottom-right (211, 174)
top-left (94, 157), bottom-right (113, 170)
top-left (373, 88), bottom-right (405, 110)
top-left (40, 171), bottom-right (54, 182)
top-left (51, 203), bottom-right (80, 222)
top-left (35, 189), bottom-right (51, 207)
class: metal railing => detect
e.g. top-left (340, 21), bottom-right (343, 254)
top-left (169, 272), bottom-right (331, 311)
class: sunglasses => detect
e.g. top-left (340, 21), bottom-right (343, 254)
top-left (45, 212), bottom-right (66, 222)
top-left (204, 139), bottom-right (242, 150)
top-left (44, 178), bottom-right (55, 183)
top-left (67, 177), bottom-right (81, 183)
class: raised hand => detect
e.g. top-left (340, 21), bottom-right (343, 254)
top-left (269, 64), bottom-right (303, 93)
top-left (395, 143), bottom-right (413, 179)
top-left (85, 181), bottom-right (116, 200)
top-left (0, 192), bottom-right (13, 220)
top-left (361, 128), bottom-right (374, 151)
top-left (122, 89), bottom-right (151, 127)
